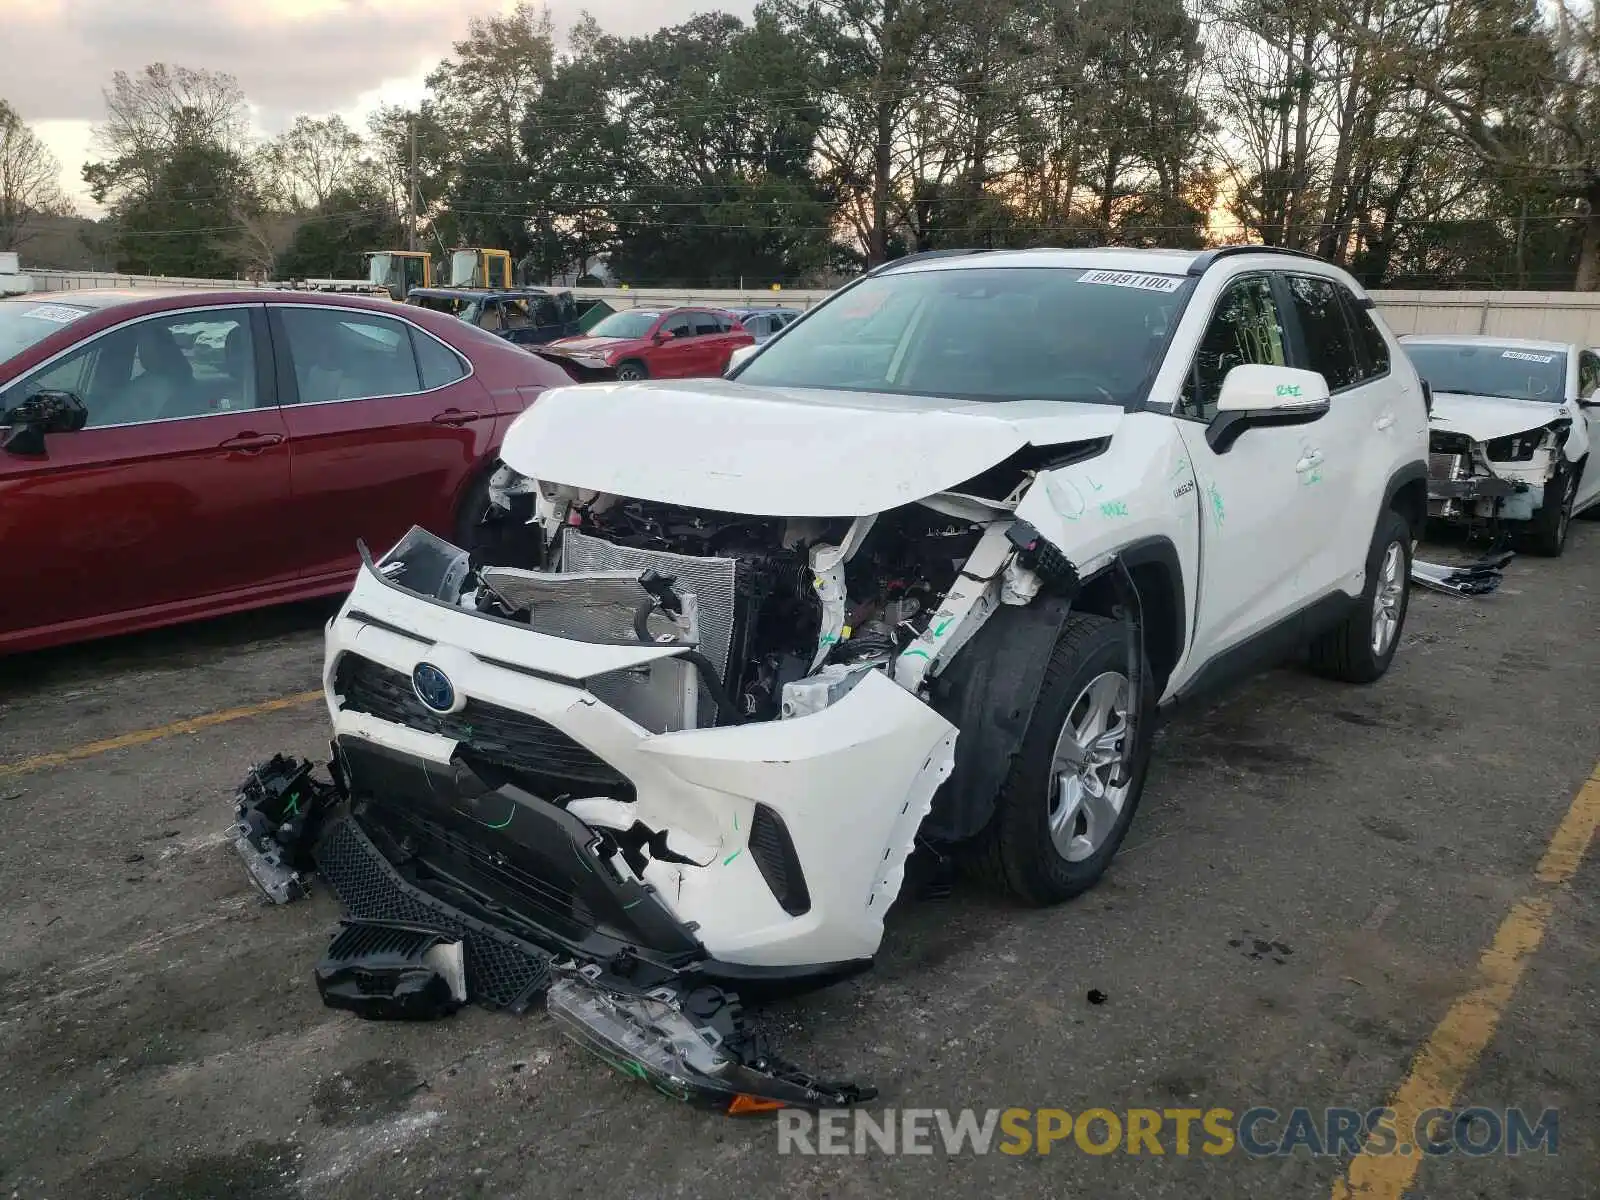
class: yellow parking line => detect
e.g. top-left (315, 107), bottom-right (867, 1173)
top-left (1332, 761), bottom-right (1600, 1199)
top-left (0, 690), bottom-right (324, 781)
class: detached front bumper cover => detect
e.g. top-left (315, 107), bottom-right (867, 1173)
top-left (237, 755), bottom-right (878, 1113)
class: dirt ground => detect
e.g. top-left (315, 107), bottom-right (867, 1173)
top-left (1, 527), bottom-right (1596, 1200)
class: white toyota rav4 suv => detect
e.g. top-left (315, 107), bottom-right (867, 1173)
top-left (1401, 335), bottom-right (1599, 556)
top-left (310, 247), bottom-right (1428, 1105)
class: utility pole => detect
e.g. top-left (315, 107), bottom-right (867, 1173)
top-left (408, 117), bottom-right (419, 253)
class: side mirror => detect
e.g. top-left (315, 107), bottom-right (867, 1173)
top-left (2, 390), bottom-right (89, 456)
top-left (655, 329), bottom-right (676, 343)
top-left (725, 344), bottom-right (760, 377)
top-left (1207, 365), bottom-right (1330, 454)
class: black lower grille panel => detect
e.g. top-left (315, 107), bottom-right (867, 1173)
top-left (314, 815), bottom-right (552, 1011)
top-left (334, 653), bottom-right (631, 800)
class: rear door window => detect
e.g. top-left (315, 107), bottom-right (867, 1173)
top-left (276, 307), bottom-right (423, 403)
top-left (411, 329), bottom-right (468, 390)
top-left (1341, 293), bottom-right (1391, 380)
top-left (1282, 274), bottom-right (1362, 392)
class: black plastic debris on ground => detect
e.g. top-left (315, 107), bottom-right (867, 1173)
top-left (230, 754), bottom-right (339, 904)
top-left (313, 814), bottom-right (552, 1012)
top-left (315, 920), bottom-right (467, 1021)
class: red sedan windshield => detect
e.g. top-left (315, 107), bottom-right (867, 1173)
top-left (0, 300), bottom-right (96, 367)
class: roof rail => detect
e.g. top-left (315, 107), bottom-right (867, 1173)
top-left (868, 248), bottom-right (991, 276)
top-left (1186, 245), bottom-right (1329, 276)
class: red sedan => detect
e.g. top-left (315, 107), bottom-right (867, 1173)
top-left (538, 306), bottom-right (754, 381)
top-left (0, 289), bottom-right (576, 654)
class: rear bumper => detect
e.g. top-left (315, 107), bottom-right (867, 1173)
top-left (323, 553), bottom-right (958, 975)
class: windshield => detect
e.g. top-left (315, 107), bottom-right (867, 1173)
top-left (0, 300), bottom-right (94, 368)
top-left (733, 267), bottom-right (1193, 404)
top-left (367, 254), bottom-right (393, 286)
top-left (587, 311), bottom-right (659, 339)
top-left (1405, 343), bottom-right (1568, 402)
top-left (450, 250), bottom-right (479, 287)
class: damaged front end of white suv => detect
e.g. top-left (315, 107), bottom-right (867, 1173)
top-left (304, 372), bottom-right (1156, 1109)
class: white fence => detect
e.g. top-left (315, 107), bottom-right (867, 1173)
top-left (21, 268), bottom-right (1600, 344)
top-left (1366, 290), bottom-right (1600, 346)
top-left (23, 269), bottom-right (835, 311)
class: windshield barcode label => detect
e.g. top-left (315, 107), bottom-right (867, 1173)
top-left (1078, 270), bottom-right (1185, 293)
top-left (22, 304), bottom-right (88, 324)
top-left (1501, 350), bottom-right (1556, 363)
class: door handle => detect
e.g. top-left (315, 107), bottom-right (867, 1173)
top-left (1375, 413), bottom-right (1395, 431)
top-left (219, 432), bottom-right (284, 452)
top-left (431, 409), bottom-right (482, 426)
top-left (1295, 450), bottom-right (1324, 473)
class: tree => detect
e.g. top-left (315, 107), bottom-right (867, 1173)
top-left (260, 115), bottom-right (367, 211)
top-left (431, 3), bottom-right (557, 258)
top-left (367, 102), bottom-right (454, 250)
top-left (770, 0), bottom-right (945, 265)
top-left (525, 11), bottom-right (836, 286)
top-left (112, 141), bottom-right (260, 277)
top-left (276, 181), bottom-right (403, 279)
top-left (1390, 0), bottom-right (1600, 288)
top-left (82, 64), bottom-right (250, 209)
top-left (0, 99), bottom-right (72, 250)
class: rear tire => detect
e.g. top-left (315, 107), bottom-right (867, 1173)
top-left (966, 613), bottom-right (1155, 906)
top-left (1307, 507), bottom-right (1412, 684)
top-left (615, 359), bottom-right (648, 382)
top-left (1524, 465), bottom-right (1575, 554)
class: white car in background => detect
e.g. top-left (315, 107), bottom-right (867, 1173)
top-left (0, 253), bottom-right (33, 297)
top-left (1401, 335), bottom-right (1599, 556)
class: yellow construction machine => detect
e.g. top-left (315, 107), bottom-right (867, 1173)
top-left (446, 247), bottom-right (515, 290)
top-left (364, 250), bottom-right (435, 300)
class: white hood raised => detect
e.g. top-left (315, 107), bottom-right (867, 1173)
top-left (499, 378), bottom-right (1124, 516)
top-left (1430, 391), bottom-right (1566, 443)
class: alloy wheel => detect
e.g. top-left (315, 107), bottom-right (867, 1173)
top-left (1047, 671), bottom-right (1133, 862)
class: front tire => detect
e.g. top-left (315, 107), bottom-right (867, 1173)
top-left (967, 613), bottom-right (1155, 906)
top-left (615, 359), bottom-right (649, 382)
top-left (453, 472), bottom-right (493, 550)
top-left (1524, 465), bottom-right (1574, 555)
top-left (1307, 507), bottom-right (1412, 684)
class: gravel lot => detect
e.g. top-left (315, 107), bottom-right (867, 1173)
top-left (1, 527), bottom-right (1596, 1200)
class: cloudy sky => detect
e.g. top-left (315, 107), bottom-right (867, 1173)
top-left (9, 0), bottom-right (757, 211)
